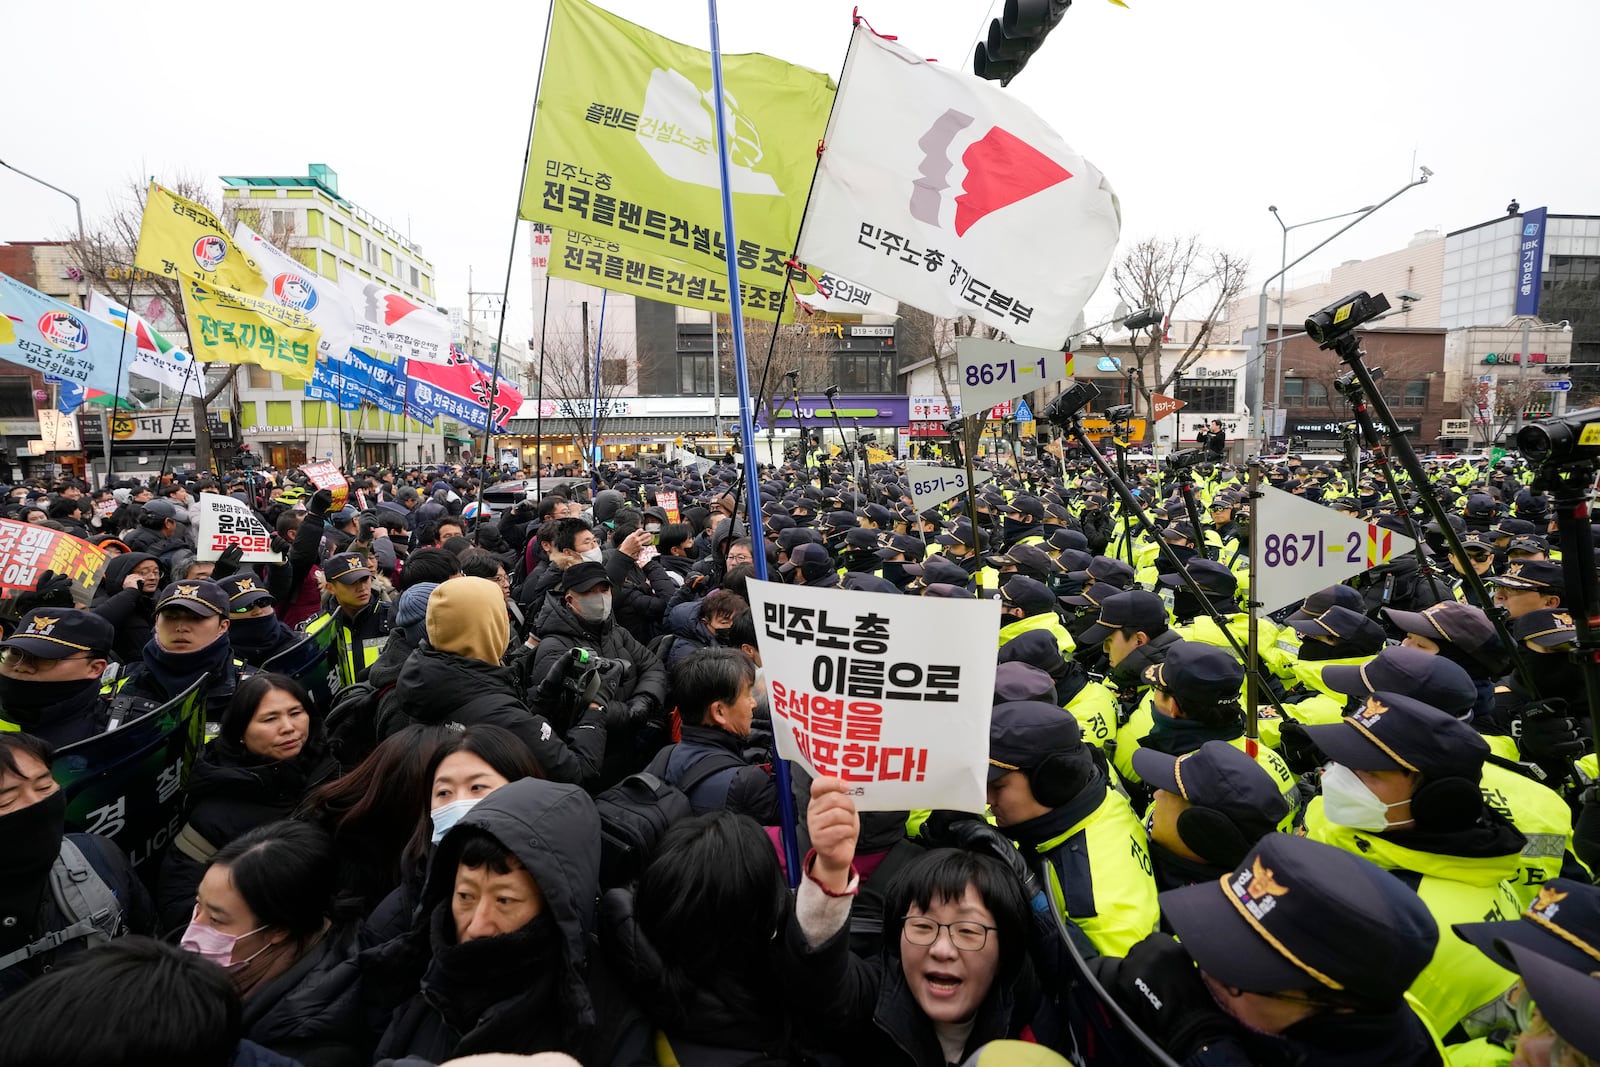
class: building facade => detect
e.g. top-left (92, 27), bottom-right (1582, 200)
top-left (220, 164), bottom-right (458, 468)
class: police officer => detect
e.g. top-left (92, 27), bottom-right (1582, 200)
top-left (986, 699), bottom-right (1158, 957)
top-left (1132, 740), bottom-right (1292, 891)
top-left (214, 573), bottom-right (300, 668)
top-left (1299, 692), bottom-right (1526, 1034)
top-left (1099, 833), bottom-right (1443, 1065)
top-left (998, 576), bottom-right (1075, 656)
top-left (934, 519), bottom-right (998, 597)
top-left (0, 609), bottom-right (115, 747)
top-left (303, 552), bottom-right (393, 690)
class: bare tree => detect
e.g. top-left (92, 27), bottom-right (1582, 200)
top-left (1110, 236), bottom-right (1249, 424)
top-left (68, 175), bottom-right (299, 472)
top-left (537, 333), bottom-right (630, 466)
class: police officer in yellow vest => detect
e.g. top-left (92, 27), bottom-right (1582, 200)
top-left (997, 495), bottom-right (1048, 549)
top-left (935, 518), bottom-right (1000, 598)
top-left (986, 699), bottom-right (1159, 957)
top-left (304, 552), bottom-right (393, 691)
top-left (0, 608), bottom-right (115, 747)
top-left (997, 576), bottom-right (1076, 656)
top-left (1300, 693), bottom-right (1527, 1035)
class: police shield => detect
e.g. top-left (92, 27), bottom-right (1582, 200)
top-left (53, 677), bottom-right (206, 880)
top-left (262, 626), bottom-right (339, 714)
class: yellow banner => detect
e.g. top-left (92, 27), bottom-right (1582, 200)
top-left (523, 0), bottom-right (833, 282)
top-left (133, 183), bottom-right (265, 292)
top-left (547, 227), bottom-right (805, 323)
top-left (180, 278), bottom-right (318, 382)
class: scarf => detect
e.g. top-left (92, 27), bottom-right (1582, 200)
top-left (0, 792), bottom-right (67, 954)
top-left (421, 901), bottom-right (560, 1038)
top-left (0, 676), bottom-right (101, 727)
top-left (140, 634), bottom-right (233, 698)
top-left (226, 615), bottom-right (289, 661)
top-left (1143, 708), bottom-right (1239, 756)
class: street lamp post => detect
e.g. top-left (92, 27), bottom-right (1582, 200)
top-left (1267, 205), bottom-right (1373, 415)
top-left (1248, 168), bottom-right (1432, 452)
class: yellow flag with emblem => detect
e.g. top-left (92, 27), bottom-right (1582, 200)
top-left (133, 184), bottom-right (319, 381)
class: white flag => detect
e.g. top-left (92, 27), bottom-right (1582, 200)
top-left (797, 270), bottom-right (899, 318)
top-left (234, 223), bottom-right (358, 363)
top-left (338, 272), bottom-right (453, 365)
top-left (85, 290), bottom-right (203, 398)
top-left (797, 25), bottom-right (1120, 349)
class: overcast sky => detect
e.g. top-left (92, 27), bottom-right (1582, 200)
top-left (4, 0), bottom-right (1595, 351)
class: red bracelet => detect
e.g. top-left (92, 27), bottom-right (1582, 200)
top-left (803, 848), bottom-right (859, 897)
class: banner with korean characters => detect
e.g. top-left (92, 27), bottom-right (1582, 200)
top-left (1253, 486), bottom-right (1416, 613)
top-left (195, 492), bottom-right (282, 563)
top-left (904, 464), bottom-right (994, 513)
top-left (747, 579), bottom-right (999, 812)
top-left (0, 519), bottom-right (110, 605)
top-left (55, 678), bottom-right (206, 881)
top-left (300, 461), bottom-right (348, 511)
top-left (656, 490), bottom-right (680, 524)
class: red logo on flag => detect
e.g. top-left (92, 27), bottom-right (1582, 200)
top-left (911, 109), bottom-right (1073, 236)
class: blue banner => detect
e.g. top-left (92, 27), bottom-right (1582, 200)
top-left (304, 354), bottom-right (364, 411)
top-left (1514, 207), bottom-right (1547, 318)
top-left (0, 273), bottom-right (131, 397)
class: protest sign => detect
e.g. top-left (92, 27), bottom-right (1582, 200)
top-left (55, 679), bottom-right (206, 880)
top-left (0, 519), bottom-right (109, 604)
top-left (196, 492), bottom-right (282, 563)
top-left (656, 490), bottom-right (680, 524)
top-left (1252, 486), bottom-right (1417, 613)
top-left (300, 461), bottom-right (348, 511)
top-left (747, 578), bottom-right (999, 812)
top-left (904, 464), bottom-right (994, 513)
top-left (955, 338), bottom-right (1073, 414)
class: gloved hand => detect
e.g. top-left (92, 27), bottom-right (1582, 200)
top-left (1112, 933), bottom-right (1238, 1059)
top-left (211, 543), bottom-right (245, 579)
top-left (1517, 698), bottom-right (1590, 765)
top-left (309, 488), bottom-right (335, 516)
top-left (1276, 720), bottom-right (1324, 776)
top-left (944, 818), bottom-right (1046, 905)
top-left (15, 570), bottom-right (75, 613)
top-left (269, 535), bottom-right (291, 556)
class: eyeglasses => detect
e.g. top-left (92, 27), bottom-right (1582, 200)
top-left (494, 574), bottom-right (512, 587)
top-left (0, 649), bottom-right (91, 670)
top-left (900, 915), bottom-right (997, 952)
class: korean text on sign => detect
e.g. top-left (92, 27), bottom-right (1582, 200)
top-left (746, 579), bottom-right (1000, 812)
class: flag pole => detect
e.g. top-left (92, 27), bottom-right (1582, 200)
top-left (533, 273), bottom-right (550, 484)
top-left (707, 0), bottom-right (800, 885)
top-left (588, 290), bottom-right (608, 494)
top-left (102, 267), bottom-right (140, 487)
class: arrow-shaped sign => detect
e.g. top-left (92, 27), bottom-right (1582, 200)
top-left (1252, 486), bottom-right (1417, 613)
top-left (1151, 393), bottom-right (1186, 421)
top-left (905, 464), bottom-right (994, 513)
top-left (955, 338), bottom-right (1072, 414)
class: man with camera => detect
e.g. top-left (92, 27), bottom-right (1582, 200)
top-left (1196, 418), bottom-right (1227, 460)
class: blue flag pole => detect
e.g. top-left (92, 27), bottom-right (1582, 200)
top-left (706, 0), bottom-right (801, 886)
top-left (588, 290), bottom-right (608, 494)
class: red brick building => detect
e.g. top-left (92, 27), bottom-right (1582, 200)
top-left (1267, 325), bottom-right (1449, 450)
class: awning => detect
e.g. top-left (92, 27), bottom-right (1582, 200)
top-left (502, 416), bottom-right (718, 436)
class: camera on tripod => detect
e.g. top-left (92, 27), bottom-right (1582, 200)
top-left (1306, 291), bottom-right (1391, 348)
top-left (1042, 381), bottom-right (1103, 424)
top-left (1105, 403), bottom-right (1135, 421)
top-left (1165, 449), bottom-right (1204, 472)
top-left (1333, 366), bottom-right (1383, 396)
top-left (1517, 406), bottom-right (1600, 465)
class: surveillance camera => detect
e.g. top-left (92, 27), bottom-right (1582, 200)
top-left (1419, 166), bottom-right (1433, 178)
top-left (1396, 290), bottom-right (1424, 304)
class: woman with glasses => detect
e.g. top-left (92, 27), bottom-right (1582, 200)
top-left (786, 776), bottom-right (1038, 1066)
top-left (157, 674), bottom-right (338, 931)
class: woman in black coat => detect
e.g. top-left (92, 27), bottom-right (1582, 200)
top-left (158, 673), bottom-right (338, 930)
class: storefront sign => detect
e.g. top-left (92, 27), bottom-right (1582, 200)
top-left (106, 410), bottom-right (231, 443)
top-left (539, 397), bottom-right (636, 419)
top-left (1515, 207), bottom-right (1547, 318)
top-left (1286, 417), bottom-right (1419, 437)
top-left (759, 395), bottom-right (911, 429)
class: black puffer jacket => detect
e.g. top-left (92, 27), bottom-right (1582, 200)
top-left (241, 922), bottom-right (370, 1067)
top-left (367, 778), bottom-right (646, 1064)
top-left (155, 740), bottom-right (338, 929)
top-left (375, 645), bottom-right (605, 785)
top-left (530, 599), bottom-right (668, 715)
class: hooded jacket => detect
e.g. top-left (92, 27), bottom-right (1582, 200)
top-left (240, 922), bottom-right (370, 1067)
top-left (368, 778), bottom-right (643, 1063)
top-left (91, 552), bottom-right (160, 663)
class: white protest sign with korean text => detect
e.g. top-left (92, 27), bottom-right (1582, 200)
top-left (956, 338), bottom-right (1072, 414)
top-left (196, 493), bottom-right (282, 563)
top-left (747, 578), bottom-right (999, 812)
top-left (904, 464), bottom-right (993, 513)
top-left (1252, 485), bottom-right (1416, 613)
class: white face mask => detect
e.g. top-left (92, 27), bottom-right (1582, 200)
top-left (580, 547), bottom-right (603, 563)
top-left (430, 796), bottom-right (480, 845)
top-left (1320, 762), bottom-right (1410, 832)
top-left (571, 591), bottom-right (613, 623)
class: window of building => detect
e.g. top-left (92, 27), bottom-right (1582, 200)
top-left (832, 354), bottom-right (895, 394)
top-left (411, 266), bottom-right (421, 289)
top-left (1282, 378), bottom-right (1305, 407)
top-left (0, 379), bottom-right (35, 418)
top-left (1403, 380), bottom-right (1428, 408)
top-left (247, 364), bottom-right (275, 390)
top-left (1173, 376), bottom-right (1237, 412)
top-left (365, 238), bottom-right (379, 264)
top-left (329, 220), bottom-right (345, 245)
top-left (382, 250), bottom-right (394, 275)
top-left (270, 209), bottom-right (294, 235)
top-left (1306, 381), bottom-right (1329, 408)
top-left (678, 354), bottom-right (713, 395)
top-left (265, 400), bottom-right (294, 427)
top-left (602, 359), bottom-right (630, 387)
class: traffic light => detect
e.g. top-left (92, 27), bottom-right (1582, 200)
top-left (973, 0), bottom-right (1072, 85)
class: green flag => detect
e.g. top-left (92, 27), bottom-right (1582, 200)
top-left (1489, 447), bottom-right (1507, 465)
top-left (521, 0), bottom-right (834, 292)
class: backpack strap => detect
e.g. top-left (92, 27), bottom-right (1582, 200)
top-left (0, 839), bottom-right (123, 971)
top-left (674, 750), bottom-right (754, 803)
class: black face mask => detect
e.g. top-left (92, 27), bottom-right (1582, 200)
top-left (1002, 518), bottom-right (1034, 541)
top-left (0, 672), bottom-right (103, 727)
top-left (997, 570), bottom-right (1023, 589)
top-left (881, 562), bottom-right (914, 589)
top-left (1150, 840), bottom-right (1230, 892)
top-left (0, 789), bottom-right (67, 888)
top-left (841, 549), bottom-right (879, 572)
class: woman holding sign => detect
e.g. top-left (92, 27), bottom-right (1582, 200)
top-left (785, 777), bottom-right (1039, 1066)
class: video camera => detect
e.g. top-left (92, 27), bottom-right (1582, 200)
top-left (1517, 406), bottom-right (1600, 466)
top-left (1164, 449), bottom-right (1204, 472)
top-left (533, 646), bottom-right (626, 717)
top-left (1306, 291), bottom-right (1391, 348)
top-left (1333, 366), bottom-right (1385, 396)
top-left (1105, 403), bottom-right (1135, 421)
top-left (1041, 380), bottom-right (1103, 425)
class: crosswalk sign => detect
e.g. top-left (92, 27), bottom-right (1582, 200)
top-left (1012, 398), bottom-right (1033, 422)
